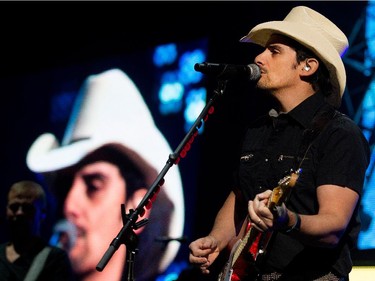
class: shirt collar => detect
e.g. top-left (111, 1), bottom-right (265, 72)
top-left (269, 93), bottom-right (327, 129)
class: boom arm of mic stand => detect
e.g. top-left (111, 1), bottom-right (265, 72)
top-left (96, 79), bottom-right (228, 273)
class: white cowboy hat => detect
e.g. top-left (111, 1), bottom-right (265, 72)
top-left (26, 68), bottom-right (185, 274)
top-left (240, 5), bottom-right (349, 108)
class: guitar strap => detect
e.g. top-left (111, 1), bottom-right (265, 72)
top-left (294, 103), bottom-right (338, 171)
top-left (255, 103), bottom-right (339, 276)
top-left (24, 246), bottom-right (52, 281)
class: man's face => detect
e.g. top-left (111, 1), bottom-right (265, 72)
top-left (63, 161), bottom-right (127, 276)
top-left (254, 34), bottom-right (301, 94)
top-left (7, 190), bottom-right (44, 241)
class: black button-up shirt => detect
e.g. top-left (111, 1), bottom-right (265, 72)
top-left (234, 92), bottom-right (370, 278)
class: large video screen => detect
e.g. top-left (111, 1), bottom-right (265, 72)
top-left (0, 38), bottom-right (209, 281)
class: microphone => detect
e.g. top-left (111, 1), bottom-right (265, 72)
top-left (194, 62), bottom-right (261, 81)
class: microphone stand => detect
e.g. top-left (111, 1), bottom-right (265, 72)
top-left (96, 79), bottom-right (229, 280)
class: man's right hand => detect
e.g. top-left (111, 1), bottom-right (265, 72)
top-left (188, 236), bottom-right (221, 274)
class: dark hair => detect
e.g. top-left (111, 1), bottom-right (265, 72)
top-left (292, 41), bottom-right (334, 101)
top-left (279, 34), bottom-right (334, 100)
top-left (78, 145), bottom-right (148, 198)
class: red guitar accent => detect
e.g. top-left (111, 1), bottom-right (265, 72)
top-left (217, 169), bottom-right (301, 281)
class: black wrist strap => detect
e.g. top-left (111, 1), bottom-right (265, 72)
top-left (284, 211), bottom-right (301, 233)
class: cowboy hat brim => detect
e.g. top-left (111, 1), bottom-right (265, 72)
top-left (240, 7), bottom-right (348, 108)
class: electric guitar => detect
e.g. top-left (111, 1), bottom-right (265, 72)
top-left (217, 169), bottom-right (301, 281)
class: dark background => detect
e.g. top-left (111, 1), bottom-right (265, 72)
top-left (0, 0), bottom-right (373, 276)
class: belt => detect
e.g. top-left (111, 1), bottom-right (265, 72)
top-left (256, 271), bottom-right (346, 281)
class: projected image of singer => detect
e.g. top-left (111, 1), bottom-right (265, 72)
top-left (26, 69), bottom-right (185, 281)
top-left (189, 5), bottom-right (369, 281)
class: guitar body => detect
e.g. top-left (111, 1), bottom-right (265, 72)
top-left (218, 221), bottom-right (272, 281)
top-left (217, 170), bottom-right (301, 281)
